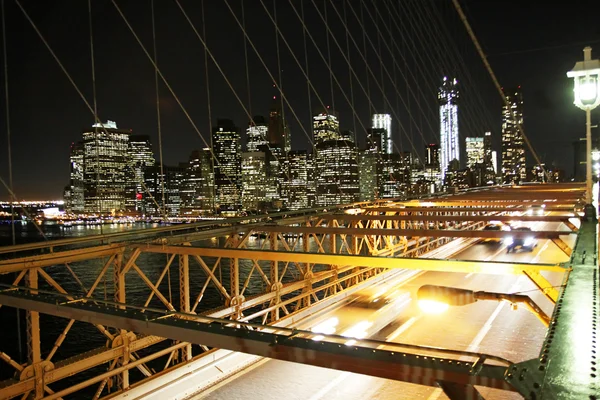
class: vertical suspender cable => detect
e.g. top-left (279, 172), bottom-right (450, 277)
top-left (450, 0), bottom-right (549, 182)
top-left (273, 0), bottom-right (286, 142)
top-left (151, 0), bottom-right (167, 221)
top-left (88, 0), bottom-right (103, 232)
top-left (200, 0), bottom-right (214, 213)
top-left (359, 2), bottom-right (372, 117)
top-left (241, 0), bottom-right (252, 120)
top-left (2, 0), bottom-right (21, 363)
top-left (2, 0), bottom-right (13, 245)
top-left (323, 0), bottom-right (334, 110)
top-left (342, 0), bottom-right (357, 143)
top-left (300, 0), bottom-right (313, 139)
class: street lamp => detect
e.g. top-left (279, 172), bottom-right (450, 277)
top-left (567, 47), bottom-right (600, 207)
top-left (417, 285), bottom-right (550, 327)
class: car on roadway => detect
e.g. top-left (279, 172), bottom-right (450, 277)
top-left (527, 204), bottom-right (545, 216)
top-left (505, 226), bottom-right (537, 253)
top-left (480, 222), bottom-right (508, 243)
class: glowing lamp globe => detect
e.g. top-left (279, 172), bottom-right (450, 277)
top-left (567, 47), bottom-right (600, 111)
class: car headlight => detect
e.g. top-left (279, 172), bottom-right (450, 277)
top-left (524, 237), bottom-right (534, 246)
top-left (504, 237), bottom-right (514, 245)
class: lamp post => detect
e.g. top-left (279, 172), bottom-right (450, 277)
top-left (567, 47), bottom-right (600, 207)
top-left (417, 285), bottom-right (550, 327)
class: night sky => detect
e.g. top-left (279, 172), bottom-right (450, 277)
top-left (0, 0), bottom-right (599, 200)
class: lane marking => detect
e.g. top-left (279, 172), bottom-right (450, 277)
top-left (383, 316), bottom-right (420, 345)
top-left (307, 371), bottom-right (350, 400)
top-left (427, 278), bottom-right (524, 400)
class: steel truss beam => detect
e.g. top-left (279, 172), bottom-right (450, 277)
top-left (250, 226), bottom-right (574, 239)
top-left (136, 245), bottom-right (565, 275)
top-left (0, 291), bottom-right (516, 394)
top-left (321, 214), bottom-right (577, 223)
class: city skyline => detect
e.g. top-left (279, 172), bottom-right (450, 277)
top-left (1, 2), bottom-right (599, 199)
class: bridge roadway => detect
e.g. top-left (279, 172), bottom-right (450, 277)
top-left (197, 215), bottom-right (570, 400)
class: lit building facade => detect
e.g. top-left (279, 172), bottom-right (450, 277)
top-left (181, 149), bottom-right (214, 215)
top-left (82, 120), bottom-right (130, 214)
top-left (247, 115), bottom-right (269, 152)
top-left (501, 87), bottom-right (526, 184)
top-left (313, 111), bottom-right (340, 145)
top-left (143, 164), bottom-right (186, 217)
top-left (372, 114), bottom-right (392, 154)
top-left (212, 119), bottom-right (242, 212)
top-left (287, 150), bottom-right (309, 210)
top-left (315, 139), bottom-right (359, 206)
top-left (359, 149), bottom-right (378, 201)
top-left (438, 77), bottom-right (460, 180)
top-left (66, 142), bottom-right (85, 213)
top-left (241, 151), bottom-right (268, 212)
top-left (126, 135), bottom-right (155, 212)
top-left (268, 96), bottom-right (290, 153)
top-left (465, 137), bottom-right (485, 168)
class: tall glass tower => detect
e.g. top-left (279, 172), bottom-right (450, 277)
top-left (372, 114), bottom-right (392, 154)
top-left (438, 77), bottom-right (459, 180)
top-left (501, 87), bottom-right (525, 184)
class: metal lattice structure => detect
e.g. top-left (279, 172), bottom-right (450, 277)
top-left (0, 184), bottom-right (593, 399)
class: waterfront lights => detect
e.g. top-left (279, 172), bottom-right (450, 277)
top-left (417, 285), bottom-right (550, 326)
top-left (567, 47), bottom-right (600, 205)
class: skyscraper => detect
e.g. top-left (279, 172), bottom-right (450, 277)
top-left (181, 148), bottom-right (214, 215)
top-left (67, 142), bottom-right (85, 213)
top-left (372, 114), bottom-right (392, 154)
top-left (287, 150), bottom-right (309, 210)
top-left (82, 120), bottom-right (130, 213)
top-left (315, 138), bottom-right (359, 206)
top-left (501, 87), bottom-right (526, 184)
top-left (465, 137), bottom-right (484, 168)
top-left (438, 77), bottom-right (459, 180)
top-left (425, 143), bottom-right (440, 168)
top-left (247, 115), bottom-right (269, 152)
top-left (313, 110), bottom-right (340, 145)
top-left (212, 119), bottom-right (242, 212)
top-left (126, 135), bottom-right (155, 212)
top-left (268, 96), bottom-right (290, 153)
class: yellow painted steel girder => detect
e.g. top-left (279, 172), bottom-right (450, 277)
top-left (0, 245), bottom-right (124, 274)
top-left (136, 245), bottom-right (566, 275)
top-left (363, 206), bottom-right (573, 213)
top-left (321, 214), bottom-right (575, 222)
top-left (253, 226), bottom-right (574, 239)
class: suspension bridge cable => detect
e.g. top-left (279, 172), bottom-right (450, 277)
top-left (339, 0), bottom-right (438, 149)
top-left (1, 0), bottom-right (21, 364)
top-left (1, 0), bottom-right (14, 246)
top-left (15, 0), bottom-right (166, 217)
top-left (272, 0), bottom-right (286, 148)
top-left (286, 1), bottom-right (408, 195)
top-left (300, 0), bottom-right (313, 143)
top-left (322, 0), bottom-right (335, 111)
top-left (111, 0), bottom-right (242, 208)
top-left (408, 0), bottom-right (497, 138)
top-left (88, 0), bottom-right (103, 227)
top-left (309, 1), bottom-right (424, 164)
top-left (151, 0), bottom-right (168, 221)
top-left (219, 0), bottom-right (354, 202)
top-left (342, 0), bottom-right (357, 144)
top-left (200, 0), bottom-right (215, 212)
top-left (395, 1), bottom-right (485, 145)
top-left (365, 0), bottom-right (438, 126)
top-left (174, 0), bottom-right (299, 194)
top-left (240, 0), bottom-right (252, 120)
top-left (415, 0), bottom-right (503, 134)
top-left (390, 0), bottom-right (492, 148)
top-left (451, 0), bottom-right (549, 181)
top-left (358, 2), bottom-right (372, 118)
